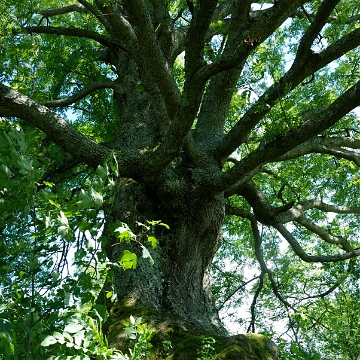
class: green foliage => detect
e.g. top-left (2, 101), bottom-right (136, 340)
top-left (0, 320), bottom-right (14, 357)
top-left (40, 310), bottom-right (117, 359)
top-left (112, 220), bottom-right (165, 270)
top-left (40, 311), bottom-right (154, 360)
top-left (0, 123), bottom-right (163, 358)
top-left (0, 120), bottom-right (37, 215)
top-left (199, 336), bottom-right (217, 360)
top-left (123, 316), bottom-right (153, 359)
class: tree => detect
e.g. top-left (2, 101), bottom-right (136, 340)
top-left (1, 0), bottom-right (360, 357)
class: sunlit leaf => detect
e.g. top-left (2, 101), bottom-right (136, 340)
top-left (64, 323), bottom-right (84, 334)
top-left (147, 235), bottom-right (157, 248)
top-left (119, 250), bottom-right (137, 270)
top-left (41, 335), bottom-right (57, 347)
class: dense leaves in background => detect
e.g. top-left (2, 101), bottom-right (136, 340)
top-left (1, 0), bottom-right (360, 359)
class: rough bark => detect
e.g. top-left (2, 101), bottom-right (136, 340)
top-left (103, 175), bottom-right (225, 334)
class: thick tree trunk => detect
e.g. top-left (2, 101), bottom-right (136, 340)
top-left (102, 177), bottom-right (225, 334)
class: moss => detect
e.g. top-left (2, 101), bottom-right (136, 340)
top-left (105, 308), bottom-right (278, 360)
top-left (214, 334), bottom-right (278, 360)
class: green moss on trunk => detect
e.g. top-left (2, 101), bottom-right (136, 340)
top-left (105, 308), bottom-right (279, 360)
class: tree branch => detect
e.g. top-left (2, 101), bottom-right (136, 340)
top-left (194, 0), bottom-right (251, 148)
top-left (249, 214), bottom-right (295, 310)
top-left (218, 27), bottom-right (360, 160)
top-left (293, 10), bottom-right (360, 25)
top-left (225, 204), bottom-right (253, 218)
top-left (38, 5), bottom-right (89, 18)
top-left (184, 0), bottom-right (218, 77)
top-left (248, 272), bottom-right (264, 333)
top-left (274, 223), bottom-right (360, 263)
top-left (215, 80), bottom-right (360, 193)
top-left (121, 0), bottom-right (181, 119)
top-left (0, 83), bottom-right (110, 169)
top-left (276, 136), bottom-right (360, 165)
top-left (296, 0), bottom-right (341, 58)
top-left (45, 81), bottom-right (122, 108)
top-left (217, 275), bottom-right (259, 312)
top-left (77, 0), bottom-right (114, 34)
top-left (295, 216), bottom-right (353, 251)
top-left (228, 179), bottom-right (360, 264)
top-left (277, 200), bottom-right (360, 225)
top-left (25, 25), bottom-right (112, 47)
top-left (195, 0), bottom-right (307, 82)
top-left (298, 200), bottom-right (360, 214)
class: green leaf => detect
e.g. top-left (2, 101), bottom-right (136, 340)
top-left (114, 226), bottom-right (134, 242)
top-left (0, 319), bottom-right (14, 355)
top-left (41, 335), bottom-right (57, 347)
top-left (0, 164), bottom-right (11, 180)
top-left (52, 331), bottom-right (65, 344)
top-left (52, 270), bottom-right (60, 281)
top-left (119, 250), bottom-right (137, 269)
top-left (78, 189), bottom-right (92, 210)
top-left (92, 304), bottom-right (108, 323)
top-left (64, 323), bottom-right (84, 333)
top-left (290, 342), bottom-right (299, 354)
top-left (159, 222), bottom-right (170, 229)
top-left (147, 235), bottom-right (157, 248)
top-left (89, 186), bottom-right (103, 207)
top-left (43, 181), bottom-right (54, 187)
top-left (73, 330), bottom-right (86, 347)
top-left (96, 163), bottom-right (109, 179)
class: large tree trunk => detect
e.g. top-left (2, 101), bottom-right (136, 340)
top-left (103, 177), bottom-right (226, 334)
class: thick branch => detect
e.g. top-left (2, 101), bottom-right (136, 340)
top-left (295, 216), bottom-right (353, 251)
top-left (38, 5), bottom-right (89, 18)
top-left (299, 200), bottom-right (360, 214)
top-left (194, 0), bottom-right (251, 148)
top-left (0, 83), bottom-right (110, 168)
top-left (77, 0), bottom-right (114, 34)
top-left (277, 200), bottom-right (360, 224)
top-left (216, 80), bottom-right (360, 193)
top-left (218, 27), bottom-right (360, 160)
top-left (184, 0), bottom-right (218, 77)
top-left (195, 0), bottom-right (307, 82)
top-left (225, 204), bottom-right (252, 218)
top-left (296, 0), bottom-right (341, 58)
top-left (121, 0), bottom-right (180, 118)
top-left (25, 25), bottom-right (112, 47)
top-left (232, 180), bottom-right (360, 262)
top-left (277, 136), bottom-right (360, 165)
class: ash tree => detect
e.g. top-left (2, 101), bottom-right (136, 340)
top-left (1, 0), bottom-right (360, 347)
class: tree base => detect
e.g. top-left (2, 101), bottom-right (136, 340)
top-left (105, 306), bottom-right (279, 360)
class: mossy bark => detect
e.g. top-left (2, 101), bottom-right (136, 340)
top-left (104, 309), bottom-right (279, 360)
